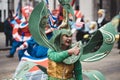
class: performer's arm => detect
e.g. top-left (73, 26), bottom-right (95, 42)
top-left (16, 37), bottom-right (35, 51)
top-left (16, 42), bottom-right (28, 51)
top-left (47, 49), bottom-right (69, 62)
top-left (47, 45), bottom-right (80, 62)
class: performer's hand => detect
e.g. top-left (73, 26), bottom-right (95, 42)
top-left (73, 45), bottom-right (80, 55)
top-left (16, 47), bottom-right (22, 52)
top-left (68, 45), bottom-right (80, 55)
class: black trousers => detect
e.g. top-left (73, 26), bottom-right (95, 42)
top-left (5, 34), bottom-right (13, 46)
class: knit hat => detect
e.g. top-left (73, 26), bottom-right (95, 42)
top-left (97, 9), bottom-right (105, 15)
top-left (22, 6), bottom-right (33, 18)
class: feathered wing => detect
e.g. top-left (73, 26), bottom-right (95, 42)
top-left (80, 14), bottom-right (120, 62)
top-left (29, 1), bottom-right (56, 50)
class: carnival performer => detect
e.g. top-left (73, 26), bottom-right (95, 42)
top-left (47, 29), bottom-right (82, 80)
top-left (6, 17), bottom-right (31, 61)
top-left (15, 0), bottom-right (119, 79)
top-left (28, 1), bottom-right (82, 79)
top-left (6, 4), bottom-right (33, 60)
top-left (19, 0), bottom-right (120, 80)
top-left (6, 6), bottom-right (33, 60)
top-left (16, 24), bottom-right (53, 58)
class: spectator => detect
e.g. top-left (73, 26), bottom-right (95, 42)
top-left (3, 17), bottom-right (13, 47)
top-left (96, 9), bottom-right (108, 28)
top-left (75, 15), bottom-right (89, 43)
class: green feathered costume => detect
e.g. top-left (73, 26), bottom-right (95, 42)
top-left (29, 1), bottom-right (83, 79)
top-left (47, 29), bottom-right (82, 80)
top-left (13, 0), bottom-right (120, 80)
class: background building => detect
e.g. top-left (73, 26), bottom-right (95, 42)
top-left (0, 0), bottom-right (8, 22)
top-left (76, 0), bottom-right (120, 21)
top-left (0, 0), bottom-right (8, 32)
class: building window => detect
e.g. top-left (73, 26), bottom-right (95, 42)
top-left (0, 10), bottom-right (1, 22)
top-left (8, 0), bottom-right (14, 10)
top-left (4, 10), bottom-right (6, 20)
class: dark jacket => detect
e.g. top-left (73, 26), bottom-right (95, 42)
top-left (4, 18), bottom-right (13, 35)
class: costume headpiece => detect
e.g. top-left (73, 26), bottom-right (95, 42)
top-left (29, 0), bottom-right (74, 51)
top-left (29, 0), bottom-right (120, 64)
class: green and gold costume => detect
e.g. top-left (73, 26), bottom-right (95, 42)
top-left (13, 0), bottom-right (120, 80)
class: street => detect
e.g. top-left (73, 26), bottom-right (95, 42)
top-left (0, 50), bottom-right (19, 80)
top-left (0, 43), bottom-right (120, 80)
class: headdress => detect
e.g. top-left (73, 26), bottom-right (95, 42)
top-left (29, 0), bottom-right (120, 64)
top-left (29, 0), bottom-right (74, 51)
top-left (22, 6), bottom-right (33, 19)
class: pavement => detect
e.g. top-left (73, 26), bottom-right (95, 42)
top-left (0, 32), bottom-right (11, 50)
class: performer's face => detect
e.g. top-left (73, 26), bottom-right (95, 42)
top-left (98, 13), bottom-right (102, 18)
top-left (61, 34), bottom-right (72, 47)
